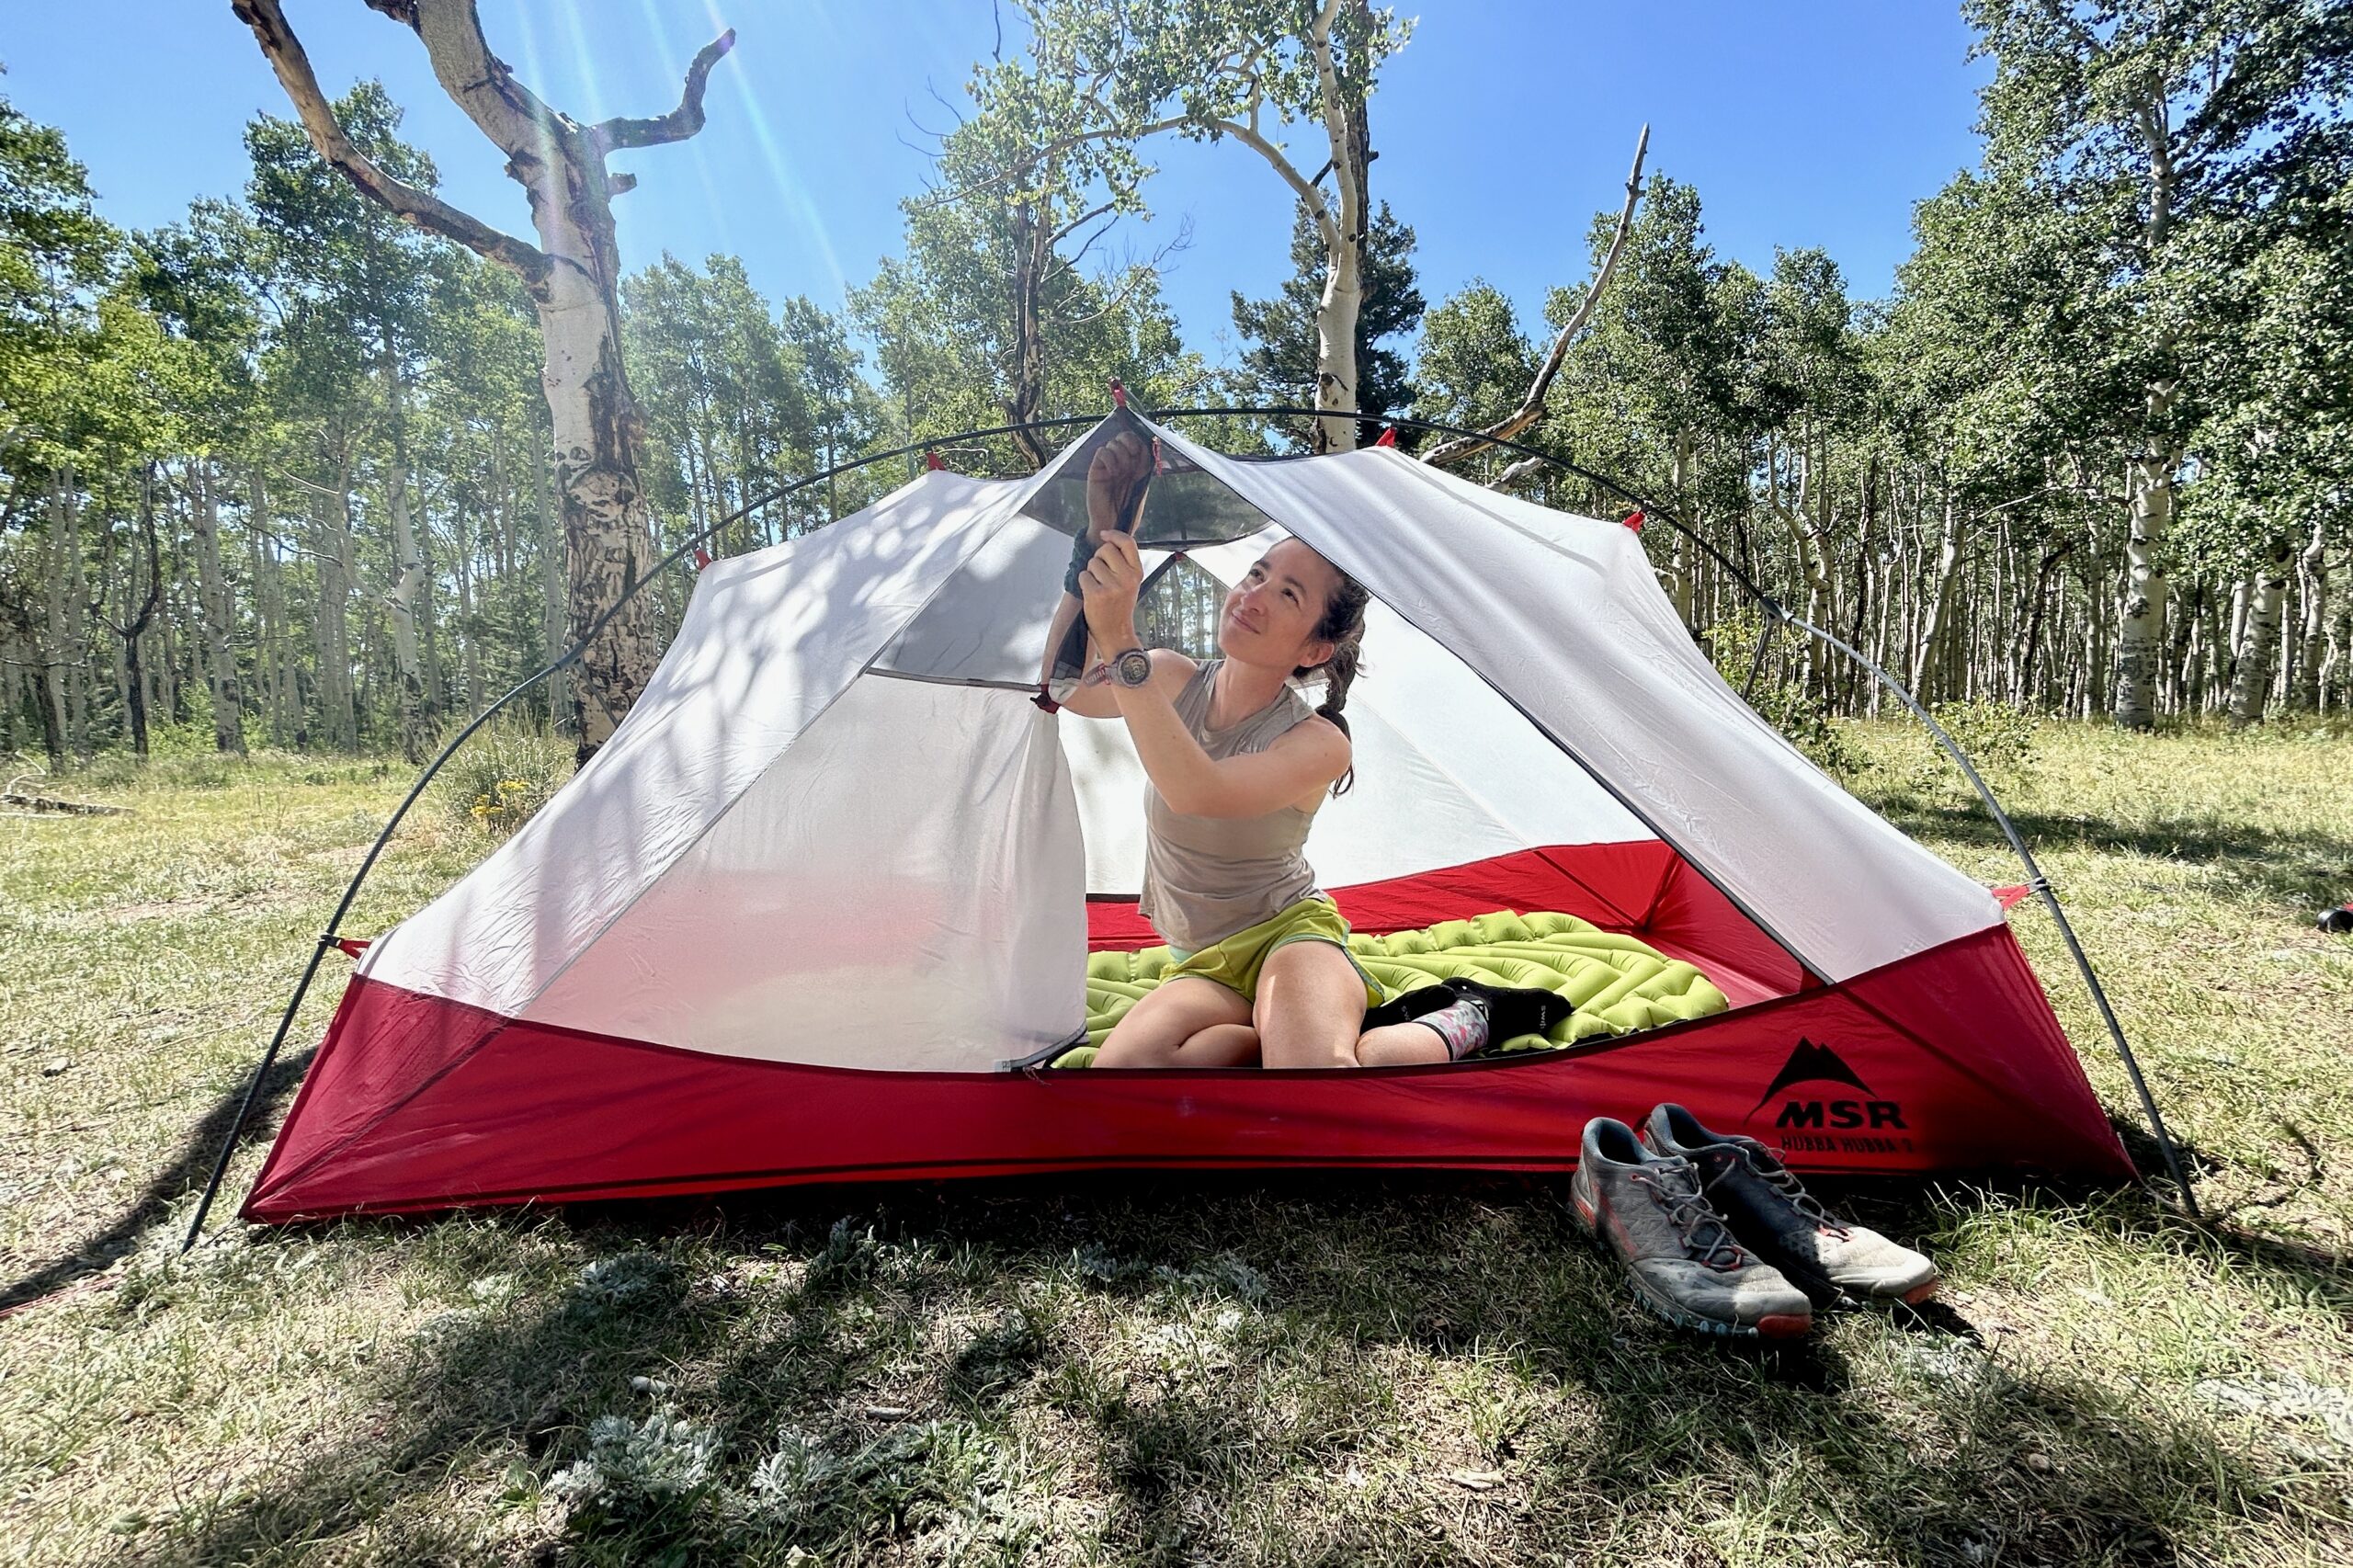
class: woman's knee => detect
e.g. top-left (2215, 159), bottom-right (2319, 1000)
top-left (1095, 978), bottom-right (1251, 1068)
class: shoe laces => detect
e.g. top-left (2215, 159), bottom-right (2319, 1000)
top-left (1732, 1141), bottom-right (1847, 1236)
top-left (1633, 1161), bottom-right (1747, 1271)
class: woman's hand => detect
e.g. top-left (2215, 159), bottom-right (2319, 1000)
top-left (1086, 430), bottom-right (1153, 501)
top-left (1078, 528), bottom-right (1144, 653)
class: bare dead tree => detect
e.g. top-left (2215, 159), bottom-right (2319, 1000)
top-left (232, 0), bottom-right (736, 758)
top-left (1422, 125), bottom-right (1649, 472)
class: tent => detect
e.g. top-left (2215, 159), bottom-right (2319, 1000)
top-left (240, 411), bottom-right (2133, 1222)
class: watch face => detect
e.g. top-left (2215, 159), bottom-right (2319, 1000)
top-left (1115, 649), bottom-right (1154, 687)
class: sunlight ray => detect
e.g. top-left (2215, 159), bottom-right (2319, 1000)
top-left (687, 0), bottom-right (847, 295)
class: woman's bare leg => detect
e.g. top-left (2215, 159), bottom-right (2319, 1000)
top-left (1172, 1022), bottom-right (1261, 1066)
top-left (1355, 1021), bottom-right (1449, 1066)
top-left (1094, 975), bottom-right (1253, 1068)
top-left (1255, 940), bottom-right (1377, 1069)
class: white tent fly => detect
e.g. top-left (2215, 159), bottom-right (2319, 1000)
top-left (238, 410), bottom-right (2132, 1222)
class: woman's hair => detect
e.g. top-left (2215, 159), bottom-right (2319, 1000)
top-left (1294, 568), bottom-right (1371, 797)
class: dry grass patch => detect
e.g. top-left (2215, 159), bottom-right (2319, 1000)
top-left (1, 722), bottom-right (2348, 1565)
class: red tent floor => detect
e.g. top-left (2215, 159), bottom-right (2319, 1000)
top-left (243, 844), bottom-right (2135, 1222)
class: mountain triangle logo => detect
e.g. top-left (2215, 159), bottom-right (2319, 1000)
top-left (1750, 1038), bottom-right (1872, 1117)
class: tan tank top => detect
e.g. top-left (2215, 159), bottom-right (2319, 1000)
top-left (1138, 659), bottom-right (1324, 954)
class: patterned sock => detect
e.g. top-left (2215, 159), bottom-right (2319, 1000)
top-left (1415, 995), bottom-right (1493, 1062)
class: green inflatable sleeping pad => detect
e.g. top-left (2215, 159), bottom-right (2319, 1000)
top-left (1055, 910), bottom-right (1729, 1068)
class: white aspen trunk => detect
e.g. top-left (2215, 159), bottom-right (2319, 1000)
top-left (1312, 239), bottom-right (1362, 453)
top-left (2291, 516), bottom-right (2329, 710)
top-left (457, 493), bottom-right (484, 712)
top-left (1913, 483), bottom-right (1962, 700)
top-left (382, 350), bottom-right (427, 762)
top-left (1006, 170), bottom-right (1055, 472)
top-left (58, 469), bottom-right (92, 757)
top-left (1800, 427), bottom-right (1832, 693)
top-left (188, 462), bottom-right (245, 754)
top-left (2325, 587), bottom-right (2350, 713)
top-left (109, 590), bottom-right (132, 749)
top-left (314, 474), bottom-right (358, 751)
top-left (2227, 574), bottom-right (2250, 680)
top-left (539, 441), bottom-right (568, 733)
top-left (246, 471), bottom-right (289, 744)
top-left (1669, 428), bottom-right (1697, 627)
top-left (2114, 432), bottom-right (2177, 728)
top-left (2115, 78), bottom-right (2178, 728)
top-left (43, 472), bottom-right (78, 761)
top-left (2230, 538), bottom-right (2291, 725)
top-left (1773, 435), bottom-right (1827, 692)
top-left (1306, 0), bottom-right (1363, 454)
top-left (528, 174), bottom-right (663, 753)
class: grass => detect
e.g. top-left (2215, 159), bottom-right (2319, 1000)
top-left (2, 720), bottom-right (2350, 1566)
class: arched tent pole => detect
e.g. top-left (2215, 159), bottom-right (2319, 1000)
top-left (1163, 403), bottom-right (2197, 1214)
top-left (1780, 615), bottom-right (2200, 1216)
top-left (186, 403), bottom-right (2193, 1251)
top-left (181, 414), bottom-right (1101, 1251)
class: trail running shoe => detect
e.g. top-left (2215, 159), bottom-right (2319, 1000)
top-left (1639, 1103), bottom-right (1940, 1307)
top-left (1570, 1118), bottom-right (1813, 1339)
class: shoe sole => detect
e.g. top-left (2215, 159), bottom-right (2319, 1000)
top-left (1574, 1188), bottom-right (1812, 1341)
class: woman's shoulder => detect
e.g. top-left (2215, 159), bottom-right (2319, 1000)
top-left (1149, 649), bottom-right (1204, 693)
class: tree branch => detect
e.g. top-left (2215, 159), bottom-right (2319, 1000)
top-left (233, 0), bottom-right (551, 282)
top-left (1305, 0), bottom-right (1357, 239)
top-left (1425, 123), bottom-right (1650, 469)
top-left (592, 29), bottom-right (738, 153)
top-left (2033, 0), bottom-right (2106, 59)
top-left (1493, 455), bottom-right (1547, 490)
top-left (915, 115), bottom-right (1190, 213)
top-left (1207, 116), bottom-right (1335, 246)
top-left (370, 0), bottom-right (560, 154)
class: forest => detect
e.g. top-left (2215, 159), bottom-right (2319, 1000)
top-left (3, 0), bottom-right (2349, 771)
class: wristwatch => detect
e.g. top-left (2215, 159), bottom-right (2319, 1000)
top-left (1108, 647), bottom-right (1154, 688)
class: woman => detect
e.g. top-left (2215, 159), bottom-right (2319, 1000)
top-left (1058, 432), bottom-right (1493, 1069)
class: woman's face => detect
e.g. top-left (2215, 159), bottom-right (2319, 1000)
top-left (1219, 539), bottom-right (1341, 670)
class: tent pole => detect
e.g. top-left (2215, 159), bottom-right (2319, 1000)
top-left (1777, 612), bottom-right (2200, 1216)
top-left (180, 415), bottom-right (1101, 1251)
top-left (1741, 617), bottom-right (1779, 703)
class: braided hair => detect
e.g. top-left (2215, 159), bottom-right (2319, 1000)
top-left (1294, 570), bottom-right (1371, 798)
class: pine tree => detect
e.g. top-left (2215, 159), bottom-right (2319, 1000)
top-left (1228, 200), bottom-right (1423, 442)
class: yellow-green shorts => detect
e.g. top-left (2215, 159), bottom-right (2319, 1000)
top-left (1164, 896), bottom-right (1386, 1009)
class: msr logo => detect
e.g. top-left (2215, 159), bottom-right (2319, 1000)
top-left (1749, 1038), bottom-right (1907, 1133)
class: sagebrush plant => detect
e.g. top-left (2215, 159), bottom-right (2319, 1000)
top-left (433, 722), bottom-right (574, 837)
top-left (1918, 697), bottom-right (2040, 796)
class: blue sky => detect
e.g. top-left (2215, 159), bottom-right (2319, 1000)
top-left (3, 3), bottom-right (1992, 366)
